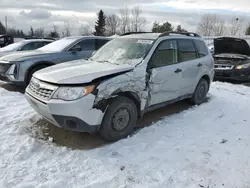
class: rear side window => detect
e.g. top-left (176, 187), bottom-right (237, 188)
top-left (193, 40), bottom-right (209, 57)
top-left (95, 39), bottom-right (109, 50)
top-left (33, 42), bottom-right (46, 49)
top-left (21, 43), bottom-right (35, 50)
top-left (177, 39), bottom-right (197, 62)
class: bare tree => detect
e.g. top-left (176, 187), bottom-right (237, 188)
top-left (106, 14), bottom-right (120, 35)
top-left (79, 24), bottom-right (92, 36)
top-left (229, 17), bottom-right (244, 36)
top-left (213, 18), bottom-right (226, 36)
top-left (119, 7), bottom-right (130, 34)
top-left (197, 14), bottom-right (226, 36)
top-left (197, 14), bottom-right (217, 36)
top-left (62, 22), bottom-right (71, 37)
top-left (34, 28), bottom-right (44, 37)
top-left (130, 6), bottom-right (147, 32)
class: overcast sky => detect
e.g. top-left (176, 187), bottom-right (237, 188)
top-left (0, 0), bottom-right (250, 35)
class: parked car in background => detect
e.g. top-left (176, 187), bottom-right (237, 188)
top-left (0, 39), bottom-right (53, 57)
top-left (0, 36), bottom-right (112, 86)
top-left (25, 31), bottom-right (214, 141)
top-left (214, 37), bottom-right (250, 81)
top-left (207, 42), bottom-right (214, 54)
top-left (0, 35), bottom-right (14, 48)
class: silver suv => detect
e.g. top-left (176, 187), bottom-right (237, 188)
top-left (25, 32), bottom-right (214, 141)
top-left (0, 36), bottom-right (112, 86)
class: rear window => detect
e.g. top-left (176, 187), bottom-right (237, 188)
top-left (194, 40), bottom-right (209, 57)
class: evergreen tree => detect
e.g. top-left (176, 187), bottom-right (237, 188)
top-left (29, 26), bottom-right (34, 36)
top-left (0, 21), bottom-right (6, 34)
top-left (152, 21), bottom-right (174, 33)
top-left (176, 25), bottom-right (188, 32)
top-left (94, 10), bottom-right (106, 36)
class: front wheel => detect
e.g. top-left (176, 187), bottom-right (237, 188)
top-left (190, 78), bottom-right (209, 105)
top-left (99, 96), bottom-right (138, 142)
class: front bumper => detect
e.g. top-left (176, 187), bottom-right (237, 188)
top-left (214, 68), bottom-right (250, 81)
top-left (25, 92), bottom-right (104, 133)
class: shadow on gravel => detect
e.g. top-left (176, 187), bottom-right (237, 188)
top-left (33, 100), bottom-right (192, 150)
top-left (0, 82), bottom-right (25, 93)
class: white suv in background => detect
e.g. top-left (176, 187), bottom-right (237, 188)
top-left (25, 32), bottom-right (214, 142)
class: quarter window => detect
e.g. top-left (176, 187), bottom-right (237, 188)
top-left (149, 40), bottom-right (178, 68)
top-left (178, 39), bottom-right (197, 62)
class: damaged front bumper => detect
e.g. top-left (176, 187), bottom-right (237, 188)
top-left (25, 91), bottom-right (104, 133)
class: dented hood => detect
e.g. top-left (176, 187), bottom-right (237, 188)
top-left (214, 37), bottom-right (250, 56)
top-left (33, 59), bottom-right (134, 84)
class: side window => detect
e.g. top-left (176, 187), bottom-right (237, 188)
top-left (21, 43), bottom-right (35, 51)
top-left (33, 42), bottom-right (46, 49)
top-left (193, 40), bottom-right (209, 57)
top-left (95, 39), bottom-right (109, 50)
top-left (178, 39), bottom-right (197, 62)
top-left (149, 40), bottom-right (178, 68)
top-left (79, 39), bottom-right (95, 51)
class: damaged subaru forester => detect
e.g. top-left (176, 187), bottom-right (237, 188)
top-left (25, 32), bottom-right (214, 141)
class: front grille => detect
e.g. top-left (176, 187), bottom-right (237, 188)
top-left (27, 78), bottom-right (58, 101)
top-left (214, 64), bottom-right (234, 70)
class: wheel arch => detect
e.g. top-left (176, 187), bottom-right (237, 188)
top-left (94, 90), bottom-right (142, 117)
top-left (25, 61), bottom-right (55, 83)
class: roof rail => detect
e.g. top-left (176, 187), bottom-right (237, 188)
top-left (121, 32), bottom-right (154, 36)
top-left (159, 31), bottom-right (200, 37)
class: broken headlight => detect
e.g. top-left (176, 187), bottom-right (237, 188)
top-left (53, 85), bottom-right (95, 101)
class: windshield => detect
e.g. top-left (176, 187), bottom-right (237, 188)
top-left (91, 38), bottom-right (154, 65)
top-left (38, 38), bottom-right (78, 52)
top-left (0, 41), bottom-right (25, 52)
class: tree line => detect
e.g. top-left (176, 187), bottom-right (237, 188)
top-left (0, 8), bottom-right (250, 38)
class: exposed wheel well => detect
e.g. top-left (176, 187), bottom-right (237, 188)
top-left (94, 91), bottom-right (142, 117)
top-left (115, 92), bottom-right (141, 116)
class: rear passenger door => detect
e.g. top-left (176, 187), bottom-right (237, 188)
top-left (177, 39), bottom-right (201, 94)
top-left (148, 39), bottom-right (183, 106)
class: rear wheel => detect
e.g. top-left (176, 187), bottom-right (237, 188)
top-left (99, 96), bottom-right (138, 142)
top-left (26, 65), bottom-right (49, 86)
top-left (190, 78), bottom-right (209, 105)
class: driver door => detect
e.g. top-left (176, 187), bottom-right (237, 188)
top-left (147, 39), bottom-right (183, 106)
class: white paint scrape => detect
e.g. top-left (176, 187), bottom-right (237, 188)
top-left (1, 81), bottom-right (250, 188)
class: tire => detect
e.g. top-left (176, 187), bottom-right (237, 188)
top-left (26, 65), bottom-right (49, 86)
top-left (190, 78), bottom-right (209, 105)
top-left (99, 96), bottom-right (138, 142)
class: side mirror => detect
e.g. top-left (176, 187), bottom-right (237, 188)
top-left (70, 45), bottom-right (81, 53)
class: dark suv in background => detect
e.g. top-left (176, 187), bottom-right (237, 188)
top-left (214, 37), bottom-right (250, 81)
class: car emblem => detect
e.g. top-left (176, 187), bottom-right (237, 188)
top-left (33, 80), bottom-right (40, 89)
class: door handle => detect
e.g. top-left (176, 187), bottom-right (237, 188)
top-left (197, 63), bottom-right (203, 67)
top-left (175, 68), bottom-right (182, 73)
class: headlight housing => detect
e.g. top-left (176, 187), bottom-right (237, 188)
top-left (236, 63), bottom-right (250, 70)
top-left (53, 85), bottom-right (95, 101)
